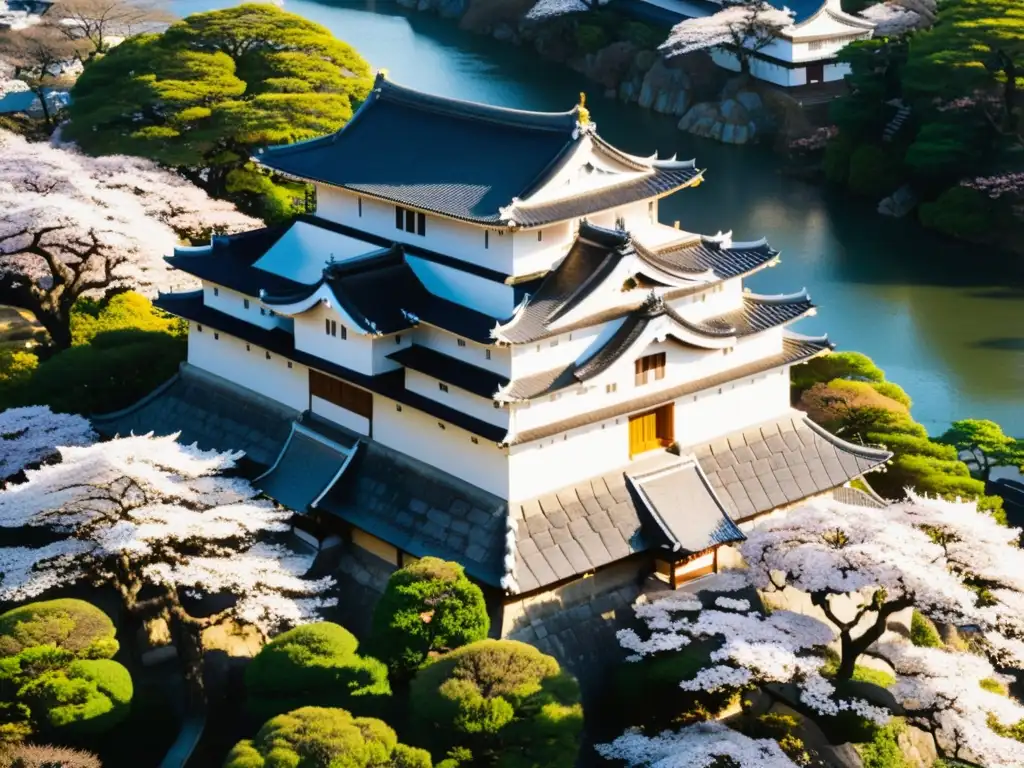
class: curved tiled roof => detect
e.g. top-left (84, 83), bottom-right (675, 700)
top-left (637, 234), bottom-right (779, 281)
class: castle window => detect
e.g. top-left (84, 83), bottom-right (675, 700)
top-left (484, 231), bottom-right (489, 249)
top-left (606, 383), bottom-right (617, 394)
top-left (396, 404), bottom-right (402, 412)
top-left (648, 201), bottom-right (654, 222)
top-left (457, 339), bottom-right (466, 347)
top-left (809, 39), bottom-right (823, 51)
top-left (537, 230), bottom-right (543, 242)
top-left (243, 298), bottom-right (250, 309)
top-left (213, 287), bottom-right (219, 296)
top-left (246, 344), bottom-right (250, 352)
top-left (635, 353), bottom-right (666, 385)
top-left (493, 401), bottom-right (499, 409)
top-left (550, 393), bottom-right (560, 402)
top-left (724, 347), bottom-right (734, 356)
top-left (260, 308), bottom-right (266, 316)
top-left (439, 383), bottom-right (448, 392)
top-left (287, 361), bottom-right (292, 369)
top-left (214, 333), bottom-right (219, 340)
top-left (197, 325), bottom-right (203, 332)
top-left (395, 334), bottom-right (402, 344)
top-left (266, 351), bottom-right (271, 360)
top-left (341, 325), bottom-right (347, 340)
top-left (396, 206), bottom-right (426, 236)
top-left (485, 349), bottom-right (491, 360)
top-left (357, 197), bottom-right (362, 217)
top-left (471, 436), bottom-right (479, 444)
top-left (438, 422), bottom-right (446, 430)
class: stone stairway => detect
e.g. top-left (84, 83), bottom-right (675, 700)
top-left (883, 102), bottom-right (912, 142)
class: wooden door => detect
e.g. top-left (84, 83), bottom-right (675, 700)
top-left (629, 410), bottom-right (660, 457)
top-left (806, 61), bottom-right (825, 85)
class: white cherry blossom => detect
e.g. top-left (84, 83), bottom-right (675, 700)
top-left (0, 405), bottom-right (96, 481)
top-left (596, 721), bottom-right (801, 768)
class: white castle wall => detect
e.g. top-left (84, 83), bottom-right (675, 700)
top-left (405, 370), bottom-right (508, 429)
top-left (674, 369), bottom-right (791, 447)
top-left (312, 396), bottom-right (371, 436)
top-left (202, 283), bottom-right (278, 330)
top-left (374, 396), bottom-right (510, 498)
top-left (187, 323), bottom-right (309, 411)
top-left (416, 325), bottom-right (511, 377)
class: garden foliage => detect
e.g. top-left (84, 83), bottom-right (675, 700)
top-left (245, 622), bottom-right (390, 723)
top-left (371, 557), bottom-right (489, 678)
top-left (409, 639), bottom-right (583, 768)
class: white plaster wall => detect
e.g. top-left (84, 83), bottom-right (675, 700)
top-left (311, 394), bottom-right (370, 436)
top-left (711, 49), bottom-right (800, 87)
top-left (509, 320), bottom-right (616, 379)
top-left (315, 186), bottom-right (515, 275)
top-left (674, 370), bottom-right (791, 448)
top-left (587, 200), bottom-right (652, 231)
top-left (293, 304), bottom-right (374, 374)
top-left (670, 278), bottom-right (743, 323)
top-left (372, 333), bottom-right (410, 374)
top-left (508, 417), bottom-right (629, 502)
top-left (510, 221), bottom-right (574, 278)
top-left (187, 323), bottom-right (309, 411)
top-left (405, 370), bottom-right (508, 429)
top-left (203, 282), bottom-right (278, 330)
top-left (407, 256), bottom-right (513, 319)
top-left (417, 325), bottom-right (510, 377)
top-left (374, 396), bottom-right (510, 498)
top-left (512, 327), bottom-right (784, 433)
top-left (792, 36), bottom-right (869, 63)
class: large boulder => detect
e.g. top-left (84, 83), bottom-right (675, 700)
top-left (638, 56), bottom-right (693, 115)
top-left (878, 185), bottom-right (919, 218)
top-left (586, 41), bottom-right (638, 89)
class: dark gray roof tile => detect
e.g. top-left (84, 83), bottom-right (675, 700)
top-left (560, 539), bottom-right (592, 573)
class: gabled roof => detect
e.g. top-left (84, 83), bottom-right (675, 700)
top-left (255, 74), bottom-right (702, 227)
top-left (167, 216), bottom-right (499, 344)
top-left (502, 292), bottom-right (815, 402)
top-left (504, 333), bottom-right (833, 445)
top-left (627, 460), bottom-right (746, 555)
top-left (493, 222), bottom-right (780, 345)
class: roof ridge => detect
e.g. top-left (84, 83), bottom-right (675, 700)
top-left (743, 288), bottom-right (811, 305)
top-left (799, 414), bottom-right (894, 462)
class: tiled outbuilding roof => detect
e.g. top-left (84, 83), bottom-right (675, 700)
top-left (509, 410), bottom-right (890, 594)
top-left (694, 412), bottom-right (893, 522)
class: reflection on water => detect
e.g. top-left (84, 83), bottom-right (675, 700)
top-left (173, 0), bottom-right (1024, 434)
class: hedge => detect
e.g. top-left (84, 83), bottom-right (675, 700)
top-left (244, 622), bottom-right (390, 723)
top-left (409, 639), bottom-right (583, 768)
top-left (0, 600), bottom-right (118, 659)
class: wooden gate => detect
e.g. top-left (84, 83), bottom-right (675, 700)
top-left (628, 404), bottom-right (674, 458)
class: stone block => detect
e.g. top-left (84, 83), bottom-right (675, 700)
top-left (450, 519), bottom-right (471, 535)
top-left (427, 508), bottom-right (452, 527)
top-left (466, 543), bottom-right (487, 562)
top-left (467, 507), bottom-right (490, 526)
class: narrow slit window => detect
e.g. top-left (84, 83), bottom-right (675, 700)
top-left (416, 212), bottom-right (425, 236)
top-left (358, 197), bottom-right (362, 217)
top-left (484, 231), bottom-right (489, 249)
top-left (243, 298), bottom-right (249, 309)
top-left (340, 325), bottom-right (347, 340)
top-left (395, 205), bottom-right (404, 229)
top-left (265, 351), bottom-right (271, 360)
top-left (213, 287), bottom-right (219, 296)
top-left (325, 318), bottom-right (331, 335)
top-left (395, 334), bottom-right (402, 345)
top-left (213, 333), bottom-right (219, 340)
top-left (457, 339), bottom-right (466, 347)
top-left (537, 230), bottom-right (543, 242)
top-left (485, 349), bottom-right (491, 360)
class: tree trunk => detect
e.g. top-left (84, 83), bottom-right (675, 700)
top-left (834, 600), bottom-right (911, 680)
top-left (0, 275), bottom-right (72, 350)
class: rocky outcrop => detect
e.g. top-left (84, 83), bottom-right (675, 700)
top-left (570, 41), bottom-right (639, 90)
top-left (636, 56), bottom-right (692, 116)
top-left (676, 79), bottom-right (771, 145)
top-left (897, 724), bottom-right (938, 768)
top-left (878, 184), bottom-right (919, 218)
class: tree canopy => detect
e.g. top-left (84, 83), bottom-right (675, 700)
top-left (0, 129), bottom-right (256, 349)
top-left (0, 600), bottom-right (131, 743)
top-left (371, 557), bottom-right (489, 678)
top-left (224, 706), bottom-right (432, 768)
top-left (409, 639), bottom-right (583, 767)
top-left (608, 492), bottom-right (1024, 767)
top-left (66, 3), bottom-right (373, 217)
top-left (0, 406), bottom-right (96, 483)
top-left (245, 622), bottom-right (390, 723)
top-left (937, 419), bottom-right (1024, 482)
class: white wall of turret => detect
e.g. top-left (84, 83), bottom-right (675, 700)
top-left (509, 326), bottom-right (785, 435)
top-left (404, 370), bottom-right (509, 429)
top-left (202, 282), bottom-right (284, 331)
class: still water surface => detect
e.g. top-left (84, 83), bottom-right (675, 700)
top-left (176, 0), bottom-right (1024, 435)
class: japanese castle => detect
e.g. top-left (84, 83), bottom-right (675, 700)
top-left (156, 74), bottom-right (889, 623)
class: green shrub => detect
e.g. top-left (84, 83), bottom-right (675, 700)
top-left (980, 677), bottom-right (1008, 696)
top-left (910, 610), bottom-right (942, 648)
top-left (224, 706), bottom-right (431, 768)
top-left (869, 380), bottom-right (911, 408)
top-left (0, 350), bottom-right (38, 404)
top-left (919, 185), bottom-right (995, 240)
top-left (245, 622), bottom-right (390, 722)
top-left (736, 712), bottom-right (811, 765)
top-left (0, 600), bottom-right (117, 659)
top-left (846, 144), bottom-right (903, 199)
top-left (621, 21), bottom-right (662, 49)
top-left (70, 292), bottom-right (185, 347)
top-left (574, 24), bottom-right (608, 53)
top-left (823, 133), bottom-right (857, 185)
top-left (855, 719), bottom-right (910, 768)
top-left (371, 558), bottom-right (489, 678)
top-left (791, 351), bottom-right (884, 396)
top-left (820, 648), bottom-right (895, 689)
top-left (409, 640), bottom-right (583, 768)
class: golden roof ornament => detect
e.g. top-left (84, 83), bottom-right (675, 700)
top-left (577, 92), bottom-right (591, 126)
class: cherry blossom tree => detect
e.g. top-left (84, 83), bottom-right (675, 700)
top-left (961, 172), bottom-right (1024, 200)
top-left (659, 1), bottom-right (793, 73)
top-left (0, 405), bottom-right (95, 482)
top-left (0, 433), bottom-right (335, 707)
top-left (597, 721), bottom-right (801, 768)
top-left (525, 0), bottom-right (609, 21)
top-left (0, 130), bottom-right (259, 348)
top-left (0, 24), bottom-right (84, 127)
top-left (48, 0), bottom-right (174, 61)
top-left (860, 2), bottom-right (929, 37)
top-left (608, 493), bottom-right (1024, 767)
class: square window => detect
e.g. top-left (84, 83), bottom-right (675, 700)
top-left (395, 334), bottom-right (402, 345)
top-left (439, 383), bottom-right (448, 392)
top-left (396, 404), bottom-right (402, 412)
top-left (341, 325), bottom-right (347, 340)
top-left (244, 298), bottom-right (249, 309)
top-left (493, 401), bottom-right (499, 409)
top-left (214, 332), bottom-right (219, 340)
top-left (197, 324), bottom-right (203, 332)
top-left (471, 436), bottom-right (479, 444)
top-left (213, 287), bottom-right (219, 296)
top-left (606, 383), bottom-right (617, 393)
top-left (634, 352), bottom-right (666, 385)
top-left (457, 339), bottom-right (466, 347)
top-left (438, 422), bottom-right (445, 430)
top-left (260, 308), bottom-right (266, 316)
top-left (485, 349), bottom-right (491, 360)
